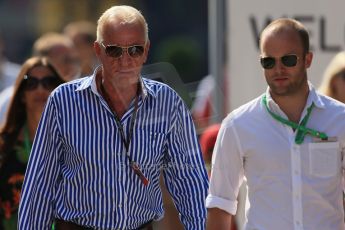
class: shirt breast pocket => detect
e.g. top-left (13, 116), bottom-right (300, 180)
top-left (308, 142), bottom-right (341, 178)
top-left (135, 130), bottom-right (166, 163)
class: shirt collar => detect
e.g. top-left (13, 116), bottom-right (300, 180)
top-left (75, 65), bottom-right (99, 92)
top-left (306, 82), bottom-right (326, 109)
top-left (75, 65), bottom-right (154, 99)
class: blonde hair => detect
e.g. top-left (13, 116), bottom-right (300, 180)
top-left (318, 51), bottom-right (345, 99)
top-left (32, 32), bottom-right (74, 56)
top-left (96, 5), bottom-right (149, 43)
top-left (63, 20), bottom-right (96, 44)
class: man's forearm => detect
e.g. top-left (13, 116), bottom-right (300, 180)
top-left (206, 208), bottom-right (232, 230)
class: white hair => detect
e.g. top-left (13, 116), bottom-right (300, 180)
top-left (96, 5), bottom-right (149, 42)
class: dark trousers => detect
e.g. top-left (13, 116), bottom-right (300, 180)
top-left (55, 219), bottom-right (153, 230)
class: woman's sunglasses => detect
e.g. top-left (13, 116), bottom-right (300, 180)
top-left (100, 42), bottom-right (145, 59)
top-left (23, 75), bottom-right (61, 91)
top-left (260, 54), bottom-right (299, 69)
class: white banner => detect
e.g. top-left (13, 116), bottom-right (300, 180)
top-left (227, 0), bottom-right (345, 110)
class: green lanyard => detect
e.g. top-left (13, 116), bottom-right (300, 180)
top-left (262, 95), bottom-right (328, 144)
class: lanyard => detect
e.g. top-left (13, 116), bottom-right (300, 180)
top-left (113, 98), bottom-right (138, 154)
top-left (262, 95), bottom-right (328, 144)
top-left (101, 83), bottom-right (149, 186)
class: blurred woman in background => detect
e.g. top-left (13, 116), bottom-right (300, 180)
top-left (0, 56), bottom-right (64, 229)
top-left (319, 51), bottom-right (345, 103)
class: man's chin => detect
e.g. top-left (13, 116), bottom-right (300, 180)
top-left (269, 85), bottom-right (289, 96)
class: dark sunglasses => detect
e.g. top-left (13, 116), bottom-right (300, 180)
top-left (100, 42), bottom-right (145, 58)
top-left (260, 54), bottom-right (299, 69)
top-left (23, 75), bottom-right (61, 91)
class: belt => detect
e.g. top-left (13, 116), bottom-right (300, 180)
top-left (137, 220), bottom-right (153, 230)
top-left (55, 219), bottom-right (153, 230)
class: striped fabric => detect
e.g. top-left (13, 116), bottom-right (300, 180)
top-left (18, 70), bottom-right (209, 229)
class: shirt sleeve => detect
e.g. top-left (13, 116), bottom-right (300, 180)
top-left (18, 96), bottom-right (62, 229)
top-left (205, 117), bottom-right (245, 215)
top-left (163, 97), bottom-right (209, 230)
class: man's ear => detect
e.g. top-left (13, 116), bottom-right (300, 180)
top-left (305, 51), bottom-right (313, 69)
top-left (94, 41), bottom-right (102, 58)
top-left (143, 40), bottom-right (150, 63)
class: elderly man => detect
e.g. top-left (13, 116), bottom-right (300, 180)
top-left (18, 5), bottom-right (208, 230)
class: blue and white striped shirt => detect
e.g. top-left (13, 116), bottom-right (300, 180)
top-left (18, 69), bottom-right (209, 229)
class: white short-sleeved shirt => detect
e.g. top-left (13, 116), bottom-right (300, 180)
top-left (206, 83), bottom-right (345, 230)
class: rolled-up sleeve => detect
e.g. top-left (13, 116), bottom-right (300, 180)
top-left (206, 118), bottom-right (244, 215)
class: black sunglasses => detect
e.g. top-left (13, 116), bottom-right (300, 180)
top-left (100, 42), bottom-right (145, 58)
top-left (260, 54), bottom-right (299, 69)
top-left (23, 75), bottom-right (61, 91)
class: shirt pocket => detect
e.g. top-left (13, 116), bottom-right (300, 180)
top-left (134, 130), bottom-right (166, 166)
top-left (308, 142), bottom-right (340, 178)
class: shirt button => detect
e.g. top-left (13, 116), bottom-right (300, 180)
top-left (118, 203), bottom-right (122, 208)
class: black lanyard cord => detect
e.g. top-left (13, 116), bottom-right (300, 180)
top-left (113, 96), bottom-right (138, 157)
top-left (101, 82), bottom-right (149, 185)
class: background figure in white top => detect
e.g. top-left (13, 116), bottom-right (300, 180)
top-left (0, 34), bottom-right (21, 91)
top-left (206, 18), bottom-right (345, 230)
top-left (0, 34), bottom-right (21, 128)
top-left (0, 87), bottom-right (15, 125)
